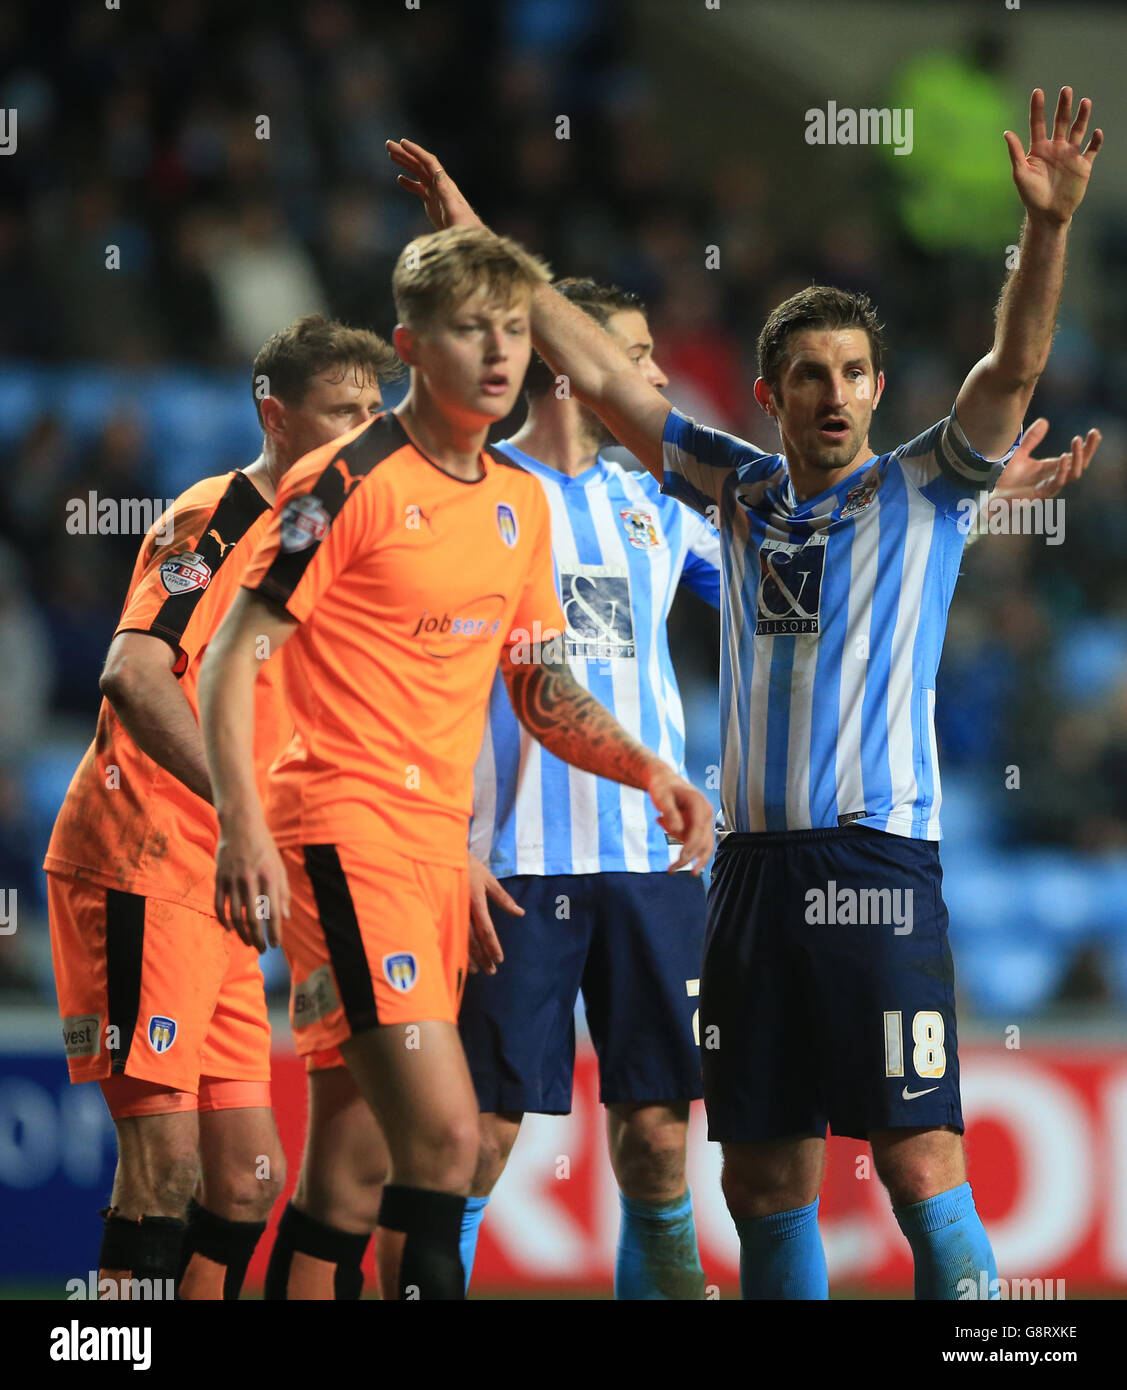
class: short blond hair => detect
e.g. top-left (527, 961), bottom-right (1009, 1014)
top-left (392, 225), bottom-right (551, 330)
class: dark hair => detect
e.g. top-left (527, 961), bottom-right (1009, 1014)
top-left (757, 286), bottom-right (885, 394)
top-left (524, 278), bottom-right (646, 398)
top-left (251, 314), bottom-right (403, 425)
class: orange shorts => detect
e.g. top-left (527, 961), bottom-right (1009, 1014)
top-left (99, 1074), bottom-right (271, 1120)
top-left (281, 842), bottom-right (468, 1061)
top-left (47, 872), bottom-right (271, 1093)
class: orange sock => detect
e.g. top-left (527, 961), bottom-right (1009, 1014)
top-left (176, 1199), bottom-right (266, 1300)
top-left (264, 1202), bottom-right (371, 1300)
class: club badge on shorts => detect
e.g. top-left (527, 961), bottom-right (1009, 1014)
top-left (383, 953), bottom-right (418, 993)
top-left (147, 1015), bottom-right (177, 1053)
top-left (496, 503), bottom-right (518, 548)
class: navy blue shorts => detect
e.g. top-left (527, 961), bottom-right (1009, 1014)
top-left (701, 827), bottom-right (963, 1143)
top-left (459, 871), bottom-right (705, 1113)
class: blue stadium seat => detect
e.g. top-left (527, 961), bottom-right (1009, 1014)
top-left (945, 846), bottom-right (1127, 1011)
top-left (939, 851), bottom-right (1019, 935)
top-left (954, 939), bottom-right (1070, 1016)
top-left (22, 742), bottom-right (90, 853)
top-left (1053, 621), bottom-right (1127, 707)
top-left (0, 365), bottom-right (49, 448)
top-left (57, 367), bottom-right (147, 444)
top-left (118, 370), bottom-right (259, 493)
top-left (931, 770), bottom-right (1004, 848)
top-left (1105, 938), bottom-right (1127, 1006)
top-left (1022, 855), bottom-right (1100, 943)
top-left (1090, 859), bottom-right (1127, 944)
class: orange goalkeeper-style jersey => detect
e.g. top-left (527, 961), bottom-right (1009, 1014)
top-left (44, 470), bottom-right (291, 914)
top-left (243, 411), bottom-right (567, 867)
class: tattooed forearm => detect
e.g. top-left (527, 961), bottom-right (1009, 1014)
top-left (502, 644), bottom-right (658, 789)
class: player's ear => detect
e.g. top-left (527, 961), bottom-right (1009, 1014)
top-left (393, 323), bottom-right (416, 368)
top-left (753, 377), bottom-right (776, 417)
top-left (872, 370), bottom-right (885, 411)
top-left (259, 395), bottom-right (286, 439)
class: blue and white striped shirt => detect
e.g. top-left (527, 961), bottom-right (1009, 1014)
top-left (661, 407), bottom-right (1016, 841)
top-left (471, 440), bottom-right (721, 875)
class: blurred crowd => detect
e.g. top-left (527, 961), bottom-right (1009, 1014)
top-left (1, 0), bottom-right (1125, 1008)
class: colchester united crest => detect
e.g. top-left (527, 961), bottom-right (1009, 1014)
top-left (147, 1015), bottom-right (177, 1053)
top-left (496, 503), bottom-right (518, 548)
top-left (383, 952), bottom-right (418, 993)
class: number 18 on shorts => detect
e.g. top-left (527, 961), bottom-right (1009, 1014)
top-left (699, 827), bottom-right (963, 1143)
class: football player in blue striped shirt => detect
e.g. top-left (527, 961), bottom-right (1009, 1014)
top-left (389, 85), bottom-right (1103, 1299)
top-left (459, 278), bottom-right (721, 1299)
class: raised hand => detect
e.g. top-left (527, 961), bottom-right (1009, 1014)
top-left (997, 416), bottom-right (1100, 502)
top-left (1004, 88), bottom-right (1103, 226)
top-left (386, 138), bottom-right (482, 231)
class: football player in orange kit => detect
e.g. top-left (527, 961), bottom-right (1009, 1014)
top-left (45, 315), bottom-right (400, 1299)
top-left (199, 225), bottom-right (715, 1300)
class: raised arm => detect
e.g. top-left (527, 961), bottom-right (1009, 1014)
top-left (956, 88), bottom-right (1102, 461)
top-left (528, 284), bottom-right (672, 477)
top-left (387, 138), bottom-right (671, 479)
top-left (500, 640), bottom-right (714, 873)
top-left (198, 587), bottom-right (297, 948)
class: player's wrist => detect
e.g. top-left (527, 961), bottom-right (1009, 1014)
top-left (642, 755), bottom-right (674, 795)
top-left (1023, 207), bottom-right (1073, 235)
top-left (215, 797), bottom-right (268, 838)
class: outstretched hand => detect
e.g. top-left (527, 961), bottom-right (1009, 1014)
top-left (996, 416), bottom-right (1100, 502)
top-left (1004, 87), bottom-right (1102, 226)
top-left (386, 139), bottom-right (483, 231)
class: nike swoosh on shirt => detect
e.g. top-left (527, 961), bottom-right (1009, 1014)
top-left (902, 1085), bottom-right (940, 1100)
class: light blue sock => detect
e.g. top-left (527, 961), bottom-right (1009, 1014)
top-left (894, 1181), bottom-right (998, 1300)
top-left (615, 1189), bottom-right (705, 1299)
top-left (459, 1195), bottom-right (489, 1294)
top-left (733, 1197), bottom-right (829, 1300)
